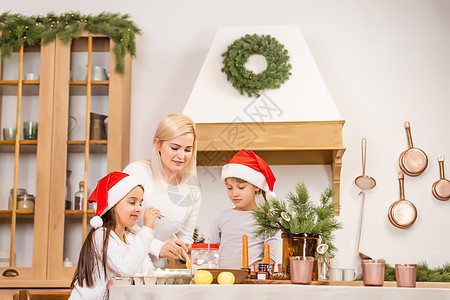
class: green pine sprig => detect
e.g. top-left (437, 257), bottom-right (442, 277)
top-left (0, 11), bottom-right (141, 74)
top-left (252, 182), bottom-right (342, 257)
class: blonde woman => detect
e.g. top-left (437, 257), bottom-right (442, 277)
top-left (123, 113), bottom-right (201, 268)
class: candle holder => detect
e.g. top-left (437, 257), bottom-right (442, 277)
top-left (395, 264), bottom-right (417, 288)
top-left (362, 259), bottom-right (385, 286)
top-left (289, 256), bottom-right (314, 284)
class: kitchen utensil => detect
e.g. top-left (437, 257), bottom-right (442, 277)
top-left (89, 113), bottom-right (107, 140)
top-left (161, 214), bottom-right (197, 243)
top-left (172, 233), bottom-right (191, 269)
top-left (432, 154), bottom-right (450, 201)
top-left (388, 172), bottom-right (417, 229)
top-left (399, 121), bottom-right (428, 176)
top-left (357, 192), bottom-right (372, 260)
top-left (355, 138), bottom-right (376, 190)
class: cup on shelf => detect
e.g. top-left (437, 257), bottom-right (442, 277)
top-left (23, 121), bottom-right (38, 140)
top-left (395, 264), bottom-right (417, 288)
top-left (3, 127), bottom-right (16, 140)
top-left (289, 256), bottom-right (314, 284)
top-left (343, 268), bottom-right (355, 281)
top-left (362, 259), bottom-right (385, 286)
top-left (25, 73), bottom-right (40, 80)
top-left (329, 268), bottom-right (343, 281)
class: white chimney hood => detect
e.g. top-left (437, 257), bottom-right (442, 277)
top-left (183, 25), bottom-right (345, 210)
top-left (183, 25), bottom-right (342, 123)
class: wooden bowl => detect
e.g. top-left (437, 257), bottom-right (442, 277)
top-left (199, 268), bottom-right (249, 284)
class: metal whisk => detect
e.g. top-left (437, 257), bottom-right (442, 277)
top-left (161, 214), bottom-right (202, 243)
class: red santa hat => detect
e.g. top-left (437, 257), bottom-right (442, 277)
top-left (222, 149), bottom-right (276, 198)
top-left (89, 171), bottom-right (143, 229)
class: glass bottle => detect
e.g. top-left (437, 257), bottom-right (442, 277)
top-left (65, 170), bottom-right (72, 210)
top-left (257, 263), bottom-right (270, 280)
top-left (74, 181), bottom-right (84, 210)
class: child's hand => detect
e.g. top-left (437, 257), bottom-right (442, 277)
top-left (159, 237), bottom-right (188, 259)
top-left (143, 206), bottom-right (161, 229)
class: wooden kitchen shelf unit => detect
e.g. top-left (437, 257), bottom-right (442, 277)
top-left (0, 31), bottom-right (132, 289)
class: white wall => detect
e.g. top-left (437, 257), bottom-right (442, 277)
top-left (5, 0), bottom-right (450, 272)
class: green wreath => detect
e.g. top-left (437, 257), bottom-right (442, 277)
top-left (221, 34), bottom-right (292, 98)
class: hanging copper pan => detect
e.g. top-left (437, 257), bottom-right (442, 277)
top-left (432, 154), bottom-right (450, 201)
top-left (388, 172), bottom-right (417, 229)
top-left (355, 138), bottom-right (376, 190)
top-left (399, 121), bottom-right (428, 176)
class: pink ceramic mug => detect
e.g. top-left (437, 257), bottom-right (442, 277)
top-left (289, 256), bottom-right (314, 284)
top-left (362, 259), bottom-right (385, 286)
top-left (395, 264), bottom-right (417, 288)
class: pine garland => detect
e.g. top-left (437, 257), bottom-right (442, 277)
top-left (0, 12), bottom-right (141, 73)
top-left (221, 34), bottom-right (292, 98)
top-left (252, 183), bottom-right (342, 257)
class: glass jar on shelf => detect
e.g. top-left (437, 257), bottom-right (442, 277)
top-left (8, 188), bottom-right (27, 210)
top-left (17, 194), bottom-right (35, 210)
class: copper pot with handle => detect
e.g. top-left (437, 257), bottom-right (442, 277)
top-left (432, 154), bottom-right (450, 201)
top-left (388, 172), bottom-right (417, 229)
top-left (399, 121), bottom-right (428, 176)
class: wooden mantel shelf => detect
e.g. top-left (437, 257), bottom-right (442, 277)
top-left (195, 120), bottom-right (345, 211)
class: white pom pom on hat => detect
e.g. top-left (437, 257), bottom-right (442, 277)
top-left (222, 149), bottom-right (276, 197)
top-left (88, 171), bottom-right (143, 229)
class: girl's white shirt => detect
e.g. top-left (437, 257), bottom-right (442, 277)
top-left (69, 225), bottom-right (154, 300)
top-left (123, 160), bottom-right (201, 268)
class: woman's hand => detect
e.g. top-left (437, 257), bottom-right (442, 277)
top-left (159, 236), bottom-right (188, 259)
top-left (143, 206), bottom-right (161, 229)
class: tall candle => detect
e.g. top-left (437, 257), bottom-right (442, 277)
top-left (264, 243), bottom-right (270, 264)
top-left (242, 234), bottom-right (248, 268)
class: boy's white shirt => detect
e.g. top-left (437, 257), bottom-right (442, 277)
top-left (69, 225), bottom-right (154, 300)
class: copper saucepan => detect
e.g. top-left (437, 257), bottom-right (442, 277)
top-left (399, 121), bottom-right (428, 177)
top-left (388, 172), bottom-right (417, 229)
top-left (432, 154), bottom-right (450, 201)
top-left (355, 138), bottom-right (376, 190)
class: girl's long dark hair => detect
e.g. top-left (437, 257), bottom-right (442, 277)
top-left (70, 208), bottom-right (117, 288)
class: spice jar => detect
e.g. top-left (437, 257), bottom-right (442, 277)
top-left (17, 194), bottom-right (35, 210)
top-left (191, 243), bottom-right (219, 273)
top-left (8, 188), bottom-right (27, 210)
top-left (257, 263), bottom-right (270, 280)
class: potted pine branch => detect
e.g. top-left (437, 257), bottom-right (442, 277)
top-left (252, 183), bottom-right (342, 279)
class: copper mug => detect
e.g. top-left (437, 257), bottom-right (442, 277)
top-left (289, 256), bottom-right (314, 284)
top-left (395, 264), bottom-right (417, 288)
top-left (90, 113), bottom-right (107, 140)
top-left (362, 259), bottom-right (385, 286)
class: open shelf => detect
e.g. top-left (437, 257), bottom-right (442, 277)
top-left (67, 140), bottom-right (107, 153)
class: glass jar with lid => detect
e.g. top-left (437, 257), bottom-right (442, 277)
top-left (191, 243), bottom-right (220, 273)
top-left (17, 194), bottom-right (35, 210)
top-left (8, 188), bottom-right (27, 210)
